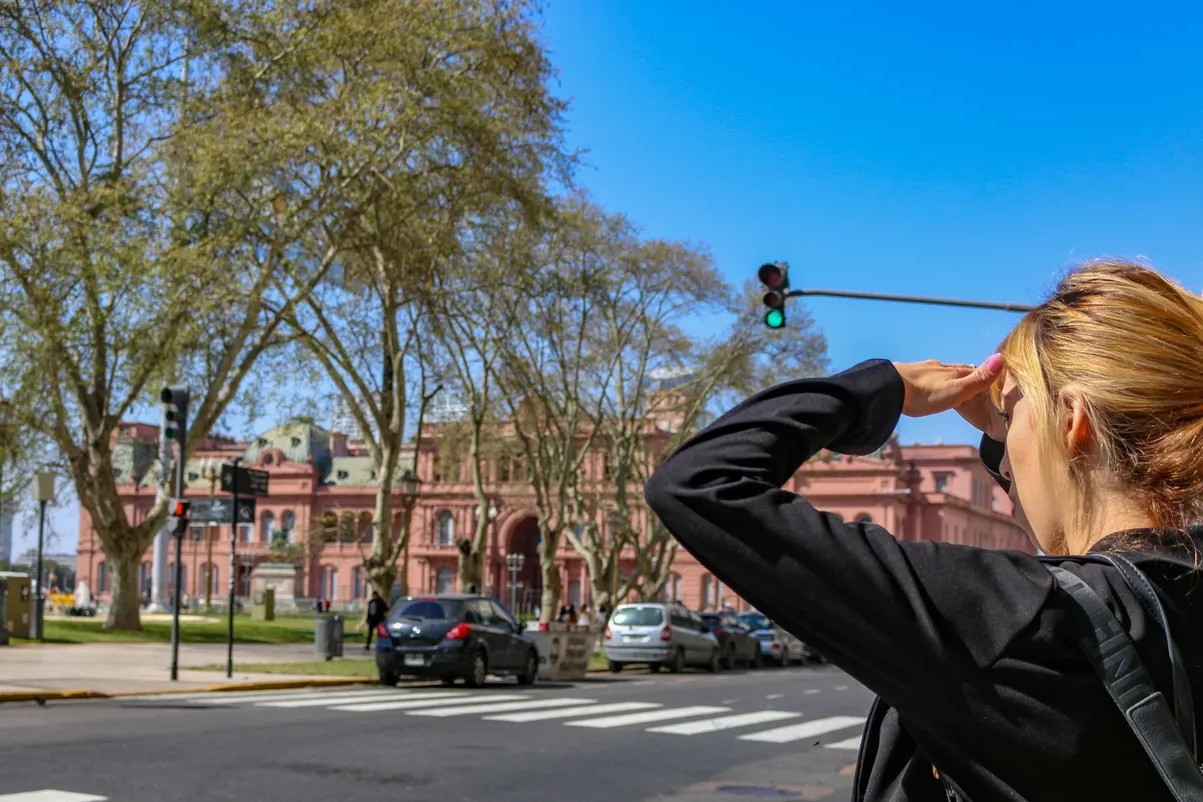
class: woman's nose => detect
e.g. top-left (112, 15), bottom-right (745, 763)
top-left (999, 449), bottom-right (1013, 482)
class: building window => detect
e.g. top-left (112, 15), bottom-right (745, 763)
top-left (700, 575), bottom-right (712, 610)
top-left (568, 580), bottom-right (581, 606)
top-left (202, 563), bottom-right (218, 595)
top-left (671, 574), bottom-right (682, 604)
top-left (353, 567), bottom-right (364, 599)
top-left (435, 566), bottom-right (455, 594)
top-left (139, 562), bottom-right (152, 595)
top-left (322, 567), bottom-right (339, 601)
top-left (935, 474), bottom-right (949, 493)
top-left (282, 510), bottom-right (295, 542)
top-left (97, 560), bottom-right (107, 592)
top-left (436, 511), bottom-right (455, 546)
top-left (261, 512), bottom-right (275, 544)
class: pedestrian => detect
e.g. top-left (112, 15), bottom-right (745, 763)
top-left (645, 260), bottom-right (1203, 801)
top-left (364, 590), bottom-right (387, 650)
top-left (577, 604), bottom-right (592, 627)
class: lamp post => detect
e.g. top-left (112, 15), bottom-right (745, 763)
top-left (198, 457), bottom-right (222, 610)
top-left (397, 469), bottom-right (421, 597)
top-left (505, 553), bottom-right (525, 616)
top-left (32, 471), bottom-right (55, 642)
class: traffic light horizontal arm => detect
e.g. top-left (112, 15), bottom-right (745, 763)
top-left (784, 288), bottom-right (1036, 313)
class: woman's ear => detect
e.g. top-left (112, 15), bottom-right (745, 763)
top-left (1061, 390), bottom-right (1092, 457)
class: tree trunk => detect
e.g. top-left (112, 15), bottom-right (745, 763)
top-left (105, 546), bottom-right (144, 630)
top-left (537, 525), bottom-right (561, 623)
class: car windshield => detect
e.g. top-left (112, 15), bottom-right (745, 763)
top-left (610, 606), bottom-right (664, 627)
top-left (737, 612), bottom-right (769, 630)
top-left (388, 599), bottom-right (462, 621)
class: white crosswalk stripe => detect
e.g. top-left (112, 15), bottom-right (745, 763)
top-left (408, 697), bottom-right (595, 717)
top-left (0, 792), bottom-right (107, 802)
top-left (485, 701), bottom-right (659, 722)
top-left (566, 706), bottom-right (731, 729)
top-left (330, 693), bottom-right (529, 713)
top-left (737, 715), bottom-right (866, 743)
top-left (646, 710), bottom-right (801, 735)
top-left (123, 684), bottom-right (869, 750)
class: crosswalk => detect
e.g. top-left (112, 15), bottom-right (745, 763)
top-left (125, 686), bottom-right (865, 749)
top-left (0, 791), bottom-right (107, 802)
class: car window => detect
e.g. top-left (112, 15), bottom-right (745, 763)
top-left (486, 600), bottom-right (517, 629)
top-left (388, 599), bottom-right (461, 621)
top-left (611, 606), bottom-right (664, 627)
top-left (670, 610), bottom-right (692, 629)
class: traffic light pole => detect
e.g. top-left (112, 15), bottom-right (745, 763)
top-left (227, 457), bottom-right (241, 679)
top-left (169, 410), bottom-right (187, 682)
top-left (784, 288), bottom-right (1036, 313)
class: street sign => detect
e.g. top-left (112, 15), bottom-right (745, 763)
top-left (191, 496), bottom-right (257, 525)
top-left (220, 464), bottom-right (270, 496)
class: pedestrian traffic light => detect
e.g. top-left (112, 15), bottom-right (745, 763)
top-left (168, 498), bottom-right (191, 535)
top-left (160, 385), bottom-right (189, 442)
top-left (758, 262), bottom-right (790, 329)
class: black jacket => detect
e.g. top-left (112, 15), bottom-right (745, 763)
top-left (644, 358), bottom-right (1203, 802)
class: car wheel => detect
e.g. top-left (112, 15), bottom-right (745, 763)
top-left (746, 652), bottom-right (759, 670)
top-left (707, 648), bottom-right (721, 673)
top-left (378, 669), bottom-right (399, 687)
top-left (465, 651), bottom-right (488, 688)
top-left (516, 651), bottom-right (539, 686)
top-left (608, 660), bottom-right (624, 673)
top-left (649, 662), bottom-right (662, 673)
top-left (667, 648), bottom-right (685, 673)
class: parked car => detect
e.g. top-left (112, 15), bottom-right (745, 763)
top-left (738, 611), bottom-right (826, 664)
top-left (603, 603), bottom-right (720, 673)
top-left (700, 612), bottom-right (760, 669)
top-left (752, 627), bottom-right (806, 667)
top-left (375, 594), bottom-right (539, 688)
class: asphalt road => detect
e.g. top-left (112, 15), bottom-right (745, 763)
top-left (0, 664), bottom-right (874, 802)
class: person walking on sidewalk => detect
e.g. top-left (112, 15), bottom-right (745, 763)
top-left (364, 591), bottom-right (388, 650)
top-left (645, 260), bottom-right (1203, 802)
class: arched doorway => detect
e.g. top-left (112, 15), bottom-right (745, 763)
top-left (503, 516), bottom-right (542, 615)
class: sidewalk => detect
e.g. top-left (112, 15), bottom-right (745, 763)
top-left (0, 642), bottom-right (370, 696)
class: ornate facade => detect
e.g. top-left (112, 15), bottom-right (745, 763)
top-left (77, 419), bottom-right (1032, 614)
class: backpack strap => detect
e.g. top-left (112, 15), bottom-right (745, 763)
top-left (1096, 553), bottom-right (1197, 759)
top-left (1048, 565), bottom-right (1203, 802)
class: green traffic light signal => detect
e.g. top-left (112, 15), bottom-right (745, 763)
top-left (764, 308), bottom-right (785, 329)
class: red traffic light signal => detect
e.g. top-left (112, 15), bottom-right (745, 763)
top-left (758, 262), bottom-right (788, 291)
top-left (172, 499), bottom-right (191, 518)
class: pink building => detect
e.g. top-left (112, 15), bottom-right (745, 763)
top-left (77, 421), bottom-right (1030, 614)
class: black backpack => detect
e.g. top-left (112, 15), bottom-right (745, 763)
top-left (940, 553), bottom-right (1203, 802)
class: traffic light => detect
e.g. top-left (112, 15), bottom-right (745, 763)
top-left (168, 498), bottom-right (191, 535)
top-left (160, 385), bottom-right (189, 442)
top-left (758, 262), bottom-right (790, 328)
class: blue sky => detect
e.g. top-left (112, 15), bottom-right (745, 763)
top-left (17, 1), bottom-right (1203, 557)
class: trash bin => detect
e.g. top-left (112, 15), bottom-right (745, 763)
top-left (314, 613), bottom-right (344, 660)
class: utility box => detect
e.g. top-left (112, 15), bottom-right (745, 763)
top-left (251, 587), bottom-right (275, 621)
top-left (2, 575), bottom-right (33, 639)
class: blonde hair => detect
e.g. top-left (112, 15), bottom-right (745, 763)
top-left (992, 260), bottom-right (1203, 549)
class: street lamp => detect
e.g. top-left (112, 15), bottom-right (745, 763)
top-left (198, 457), bottom-right (223, 610)
top-left (32, 471), bottom-right (55, 642)
top-left (505, 552), bottom-right (525, 616)
top-left (397, 468), bottom-right (422, 597)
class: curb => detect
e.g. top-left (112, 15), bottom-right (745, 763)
top-left (0, 677), bottom-right (376, 705)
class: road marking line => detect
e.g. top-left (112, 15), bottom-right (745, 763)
top-left (834, 685), bottom-right (849, 690)
top-left (408, 698), bottom-right (595, 717)
top-left (0, 792), bottom-right (107, 802)
top-left (766, 693), bottom-right (784, 699)
top-left (566, 706), bottom-right (730, 729)
top-left (485, 702), bottom-right (659, 722)
top-left (331, 693), bottom-right (528, 712)
top-left (259, 691), bottom-right (469, 708)
top-left (647, 710), bottom-right (802, 735)
top-left (738, 715), bottom-right (866, 744)
top-left (825, 735), bottom-right (863, 750)
top-left (803, 689), bottom-right (820, 695)
top-left (184, 689), bottom-right (395, 705)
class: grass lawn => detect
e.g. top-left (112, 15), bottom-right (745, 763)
top-left (194, 652), bottom-right (613, 676)
top-left (13, 614), bottom-right (350, 645)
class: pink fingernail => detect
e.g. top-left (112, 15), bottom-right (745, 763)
top-left (982, 353), bottom-right (1004, 373)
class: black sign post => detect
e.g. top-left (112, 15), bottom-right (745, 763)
top-left (219, 460), bottom-right (269, 679)
top-left (190, 497), bottom-right (256, 525)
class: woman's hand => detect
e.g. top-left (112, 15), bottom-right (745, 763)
top-left (892, 354), bottom-right (1004, 419)
top-left (955, 388), bottom-right (1008, 442)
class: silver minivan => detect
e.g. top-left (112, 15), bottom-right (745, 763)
top-left (603, 603), bottom-right (720, 673)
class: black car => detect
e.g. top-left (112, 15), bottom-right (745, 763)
top-left (700, 612), bottom-right (760, 669)
top-left (374, 594), bottom-right (539, 688)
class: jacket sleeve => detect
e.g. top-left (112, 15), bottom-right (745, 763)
top-left (644, 359), bottom-right (1054, 716)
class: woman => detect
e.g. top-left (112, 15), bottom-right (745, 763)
top-left (645, 261), bottom-right (1203, 801)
